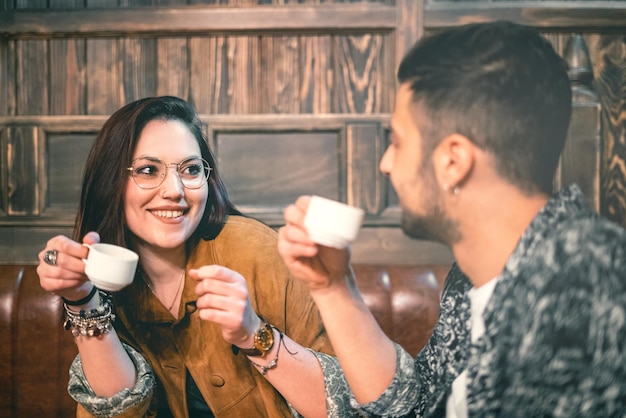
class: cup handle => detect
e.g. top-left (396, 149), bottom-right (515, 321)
top-left (82, 243), bottom-right (91, 265)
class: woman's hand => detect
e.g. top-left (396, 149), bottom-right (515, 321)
top-left (191, 265), bottom-right (260, 348)
top-left (277, 195), bottom-right (352, 293)
top-left (37, 231), bottom-right (100, 301)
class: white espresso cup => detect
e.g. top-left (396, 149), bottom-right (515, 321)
top-left (83, 243), bottom-right (139, 292)
top-left (303, 195), bottom-right (365, 249)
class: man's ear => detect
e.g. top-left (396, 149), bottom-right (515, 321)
top-left (432, 134), bottom-right (475, 190)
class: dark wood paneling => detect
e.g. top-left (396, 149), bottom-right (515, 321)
top-left (586, 33), bottom-right (626, 226)
top-left (4, 126), bottom-right (41, 216)
top-left (0, 4), bottom-right (397, 36)
top-left (121, 38), bottom-right (158, 104)
top-left (189, 36), bottom-right (226, 114)
top-left (217, 131), bottom-right (341, 209)
top-left (86, 39), bottom-right (122, 115)
top-left (49, 38), bottom-right (87, 115)
top-left (299, 36), bottom-right (333, 113)
top-left (335, 34), bottom-right (389, 113)
top-left (157, 37), bottom-right (190, 98)
top-left (347, 122), bottom-right (385, 214)
top-left (47, 132), bottom-right (96, 211)
top-left (424, 3), bottom-right (626, 30)
top-left (16, 40), bottom-right (47, 115)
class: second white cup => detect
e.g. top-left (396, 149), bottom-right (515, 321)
top-left (303, 195), bottom-right (365, 249)
top-left (83, 243), bottom-right (139, 292)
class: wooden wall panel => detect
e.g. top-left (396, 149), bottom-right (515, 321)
top-left (335, 34), bottom-right (388, 113)
top-left (226, 36), bottom-right (262, 113)
top-left (0, 39), bottom-right (13, 117)
top-left (121, 38), bottom-right (158, 104)
top-left (157, 37), bottom-right (189, 99)
top-left (299, 36), bottom-right (333, 113)
top-left (47, 133), bottom-right (96, 212)
top-left (16, 40), bottom-right (48, 115)
top-left (347, 122), bottom-right (385, 214)
top-left (586, 34), bottom-right (626, 226)
top-left (216, 130), bottom-right (341, 209)
top-left (49, 39), bottom-right (86, 115)
top-left (261, 36), bottom-right (301, 114)
top-left (190, 36), bottom-right (226, 114)
top-left (4, 126), bottom-right (41, 216)
top-left (86, 39), bottom-right (122, 115)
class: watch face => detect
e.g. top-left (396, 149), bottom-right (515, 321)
top-left (255, 325), bottom-right (274, 351)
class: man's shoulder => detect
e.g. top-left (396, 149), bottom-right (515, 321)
top-left (550, 213), bottom-right (625, 257)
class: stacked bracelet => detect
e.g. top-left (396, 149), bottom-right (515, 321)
top-left (63, 291), bottom-right (115, 338)
top-left (248, 329), bottom-right (284, 376)
top-left (61, 285), bottom-right (98, 306)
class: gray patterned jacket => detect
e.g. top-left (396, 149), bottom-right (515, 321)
top-left (315, 184), bottom-right (626, 417)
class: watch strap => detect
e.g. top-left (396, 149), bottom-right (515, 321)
top-left (237, 319), bottom-right (274, 357)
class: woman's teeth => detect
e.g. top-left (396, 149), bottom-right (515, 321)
top-left (152, 210), bottom-right (184, 218)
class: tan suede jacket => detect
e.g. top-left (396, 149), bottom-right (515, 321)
top-left (75, 216), bottom-right (333, 418)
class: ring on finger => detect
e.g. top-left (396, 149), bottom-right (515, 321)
top-left (43, 249), bottom-right (59, 266)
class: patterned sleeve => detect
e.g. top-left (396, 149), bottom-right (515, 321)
top-left (349, 343), bottom-right (420, 417)
top-left (307, 345), bottom-right (419, 418)
top-left (67, 342), bottom-right (155, 417)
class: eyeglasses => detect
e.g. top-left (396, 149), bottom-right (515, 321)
top-left (127, 157), bottom-right (211, 190)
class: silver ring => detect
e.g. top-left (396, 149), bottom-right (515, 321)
top-left (43, 249), bottom-right (59, 266)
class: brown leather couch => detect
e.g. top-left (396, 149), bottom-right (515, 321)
top-left (0, 263), bottom-right (449, 417)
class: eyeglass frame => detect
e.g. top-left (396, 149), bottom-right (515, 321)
top-left (126, 156), bottom-right (212, 190)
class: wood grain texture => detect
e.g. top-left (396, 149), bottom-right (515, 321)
top-left (49, 38), bottom-right (86, 115)
top-left (0, 39), bottom-right (14, 116)
top-left (334, 34), bottom-right (387, 113)
top-left (86, 39), bottom-right (123, 114)
top-left (0, 4), bottom-right (397, 36)
top-left (5, 126), bottom-right (40, 216)
top-left (157, 37), bottom-right (189, 99)
top-left (347, 122), bottom-right (385, 213)
top-left (261, 36), bottom-right (300, 113)
top-left (299, 36), bottom-right (333, 113)
top-left (121, 38), bottom-right (158, 104)
top-left (587, 33), bottom-right (626, 227)
top-left (16, 40), bottom-right (48, 115)
top-left (190, 36), bottom-right (227, 114)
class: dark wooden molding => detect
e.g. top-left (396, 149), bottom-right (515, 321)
top-left (0, 4), bottom-right (397, 38)
top-left (424, 2), bottom-right (626, 31)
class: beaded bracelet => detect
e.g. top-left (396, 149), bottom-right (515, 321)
top-left (63, 291), bottom-right (115, 338)
top-left (248, 329), bottom-right (284, 376)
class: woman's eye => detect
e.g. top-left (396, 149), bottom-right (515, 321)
top-left (181, 161), bottom-right (203, 176)
top-left (136, 164), bottom-right (159, 177)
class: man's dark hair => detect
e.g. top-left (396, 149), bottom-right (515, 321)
top-left (398, 20), bottom-right (572, 195)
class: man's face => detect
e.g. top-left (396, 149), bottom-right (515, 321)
top-left (380, 84), bottom-right (458, 244)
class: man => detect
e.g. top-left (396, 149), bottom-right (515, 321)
top-left (277, 21), bottom-right (626, 417)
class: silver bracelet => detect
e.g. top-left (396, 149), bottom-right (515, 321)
top-left (63, 291), bottom-right (115, 337)
top-left (248, 330), bottom-right (283, 376)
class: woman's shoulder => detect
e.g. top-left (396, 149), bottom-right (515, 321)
top-left (219, 215), bottom-right (277, 240)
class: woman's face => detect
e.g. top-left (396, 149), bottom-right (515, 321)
top-left (124, 119), bottom-right (209, 253)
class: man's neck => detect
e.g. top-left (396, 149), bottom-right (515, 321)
top-left (451, 190), bottom-right (549, 288)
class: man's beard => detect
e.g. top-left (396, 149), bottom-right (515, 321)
top-left (401, 205), bottom-right (459, 245)
top-left (399, 166), bottom-right (460, 245)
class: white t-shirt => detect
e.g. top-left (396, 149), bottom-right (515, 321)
top-left (446, 278), bottom-right (500, 418)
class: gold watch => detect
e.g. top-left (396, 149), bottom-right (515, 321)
top-left (238, 319), bottom-right (274, 357)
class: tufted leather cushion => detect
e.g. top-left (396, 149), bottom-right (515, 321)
top-left (0, 265), bottom-right (77, 418)
top-left (0, 263), bottom-right (450, 417)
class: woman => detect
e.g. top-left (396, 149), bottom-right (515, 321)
top-left (36, 96), bottom-right (331, 417)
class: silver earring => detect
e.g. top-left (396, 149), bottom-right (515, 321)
top-left (453, 186), bottom-right (460, 196)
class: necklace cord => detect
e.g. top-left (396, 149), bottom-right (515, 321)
top-left (141, 269), bottom-right (185, 312)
